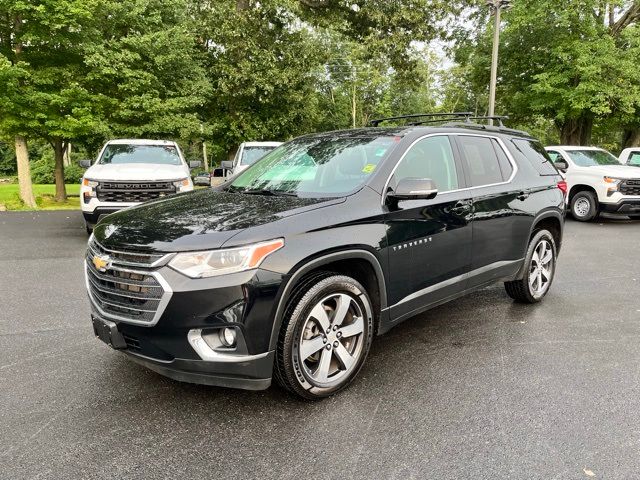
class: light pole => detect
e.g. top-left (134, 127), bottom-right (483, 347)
top-left (486, 0), bottom-right (511, 125)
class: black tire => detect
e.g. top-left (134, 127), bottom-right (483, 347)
top-left (274, 274), bottom-right (374, 400)
top-left (85, 223), bottom-right (93, 234)
top-left (505, 229), bottom-right (557, 304)
top-left (570, 190), bottom-right (598, 221)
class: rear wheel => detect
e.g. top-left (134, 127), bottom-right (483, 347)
top-left (570, 191), bottom-right (598, 221)
top-left (505, 230), bottom-right (557, 303)
top-left (275, 274), bottom-right (374, 400)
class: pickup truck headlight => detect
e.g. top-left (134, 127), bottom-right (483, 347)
top-left (168, 238), bottom-right (284, 278)
top-left (82, 178), bottom-right (98, 202)
top-left (173, 178), bottom-right (190, 188)
top-left (604, 176), bottom-right (622, 196)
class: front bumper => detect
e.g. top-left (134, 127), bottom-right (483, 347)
top-left (600, 199), bottom-right (640, 214)
top-left (82, 207), bottom-right (125, 226)
top-left (87, 264), bottom-right (285, 391)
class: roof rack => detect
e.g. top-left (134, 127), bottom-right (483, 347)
top-left (369, 112), bottom-right (510, 128)
top-left (369, 112), bottom-right (474, 127)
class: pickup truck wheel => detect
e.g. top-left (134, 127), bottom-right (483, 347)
top-left (570, 191), bottom-right (598, 221)
top-left (85, 223), bottom-right (93, 234)
top-left (275, 274), bottom-right (374, 400)
top-left (504, 229), bottom-right (557, 303)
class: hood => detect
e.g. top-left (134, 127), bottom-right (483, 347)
top-left (85, 162), bottom-right (189, 181)
top-left (582, 165), bottom-right (640, 178)
top-left (93, 189), bottom-right (345, 252)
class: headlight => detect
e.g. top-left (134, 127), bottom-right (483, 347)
top-left (173, 178), bottom-right (190, 188)
top-left (603, 176), bottom-right (622, 185)
top-left (169, 238), bottom-right (284, 278)
top-left (82, 178), bottom-right (98, 188)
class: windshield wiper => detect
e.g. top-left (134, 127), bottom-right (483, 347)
top-left (241, 189), bottom-right (298, 197)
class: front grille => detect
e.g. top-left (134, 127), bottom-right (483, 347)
top-left (85, 241), bottom-right (172, 325)
top-left (620, 179), bottom-right (640, 196)
top-left (96, 181), bottom-right (176, 203)
top-left (89, 238), bottom-right (167, 268)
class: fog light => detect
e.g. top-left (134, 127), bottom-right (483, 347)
top-left (219, 327), bottom-right (237, 347)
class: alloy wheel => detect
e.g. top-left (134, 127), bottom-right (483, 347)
top-left (298, 293), bottom-right (365, 388)
top-left (529, 240), bottom-right (554, 298)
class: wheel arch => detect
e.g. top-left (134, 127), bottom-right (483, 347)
top-left (513, 210), bottom-right (563, 280)
top-left (268, 249), bottom-right (388, 351)
top-left (568, 183), bottom-right (597, 203)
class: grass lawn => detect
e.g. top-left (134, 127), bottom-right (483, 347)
top-left (0, 184), bottom-right (80, 210)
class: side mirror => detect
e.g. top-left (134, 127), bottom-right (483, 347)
top-left (554, 160), bottom-right (568, 172)
top-left (212, 168), bottom-right (225, 178)
top-left (221, 160), bottom-right (234, 171)
top-left (79, 160), bottom-right (92, 168)
top-left (388, 178), bottom-right (438, 201)
top-left (189, 160), bottom-right (202, 169)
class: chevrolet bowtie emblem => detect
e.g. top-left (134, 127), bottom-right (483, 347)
top-left (92, 254), bottom-right (111, 272)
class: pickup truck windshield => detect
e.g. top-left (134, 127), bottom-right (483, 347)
top-left (567, 150), bottom-right (619, 167)
top-left (99, 145), bottom-right (182, 166)
top-left (241, 146), bottom-right (277, 166)
top-left (228, 134), bottom-right (398, 197)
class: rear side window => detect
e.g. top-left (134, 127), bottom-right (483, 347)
top-left (513, 140), bottom-right (560, 176)
top-left (457, 136), bottom-right (510, 186)
top-left (628, 152), bottom-right (640, 166)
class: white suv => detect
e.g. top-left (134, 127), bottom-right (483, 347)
top-left (545, 146), bottom-right (640, 221)
top-left (80, 139), bottom-right (199, 233)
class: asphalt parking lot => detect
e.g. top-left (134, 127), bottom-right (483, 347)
top-left (1, 211), bottom-right (639, 479)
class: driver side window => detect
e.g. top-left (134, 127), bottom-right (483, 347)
top-left (393, 136), bottom-right (459, 192)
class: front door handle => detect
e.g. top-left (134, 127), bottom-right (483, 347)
top-left (449, 200), bottom-right (472, 216)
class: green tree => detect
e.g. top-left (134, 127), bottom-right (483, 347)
top-left (455, 0), bottom-right (640, 145)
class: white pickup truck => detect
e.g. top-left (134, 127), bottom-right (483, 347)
top-left (545, 146), bottom-right (640, 221)
top-left (80, 139), bottom-right (200, 233)
top-left (619, 147), bottom-right (640, 167)
top-left (221, 141), bottom-right (282, 176)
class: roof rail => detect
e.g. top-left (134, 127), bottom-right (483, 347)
top-left (369, 112), bottom-right (474, 127)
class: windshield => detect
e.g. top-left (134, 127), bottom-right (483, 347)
top-left (99, 145), bottom-right (182, 166)
top-left (567, 149), bottom-right (620, 167)
top-left (228, 134), bottom-right (399, 197)
top-left (241, 146), bottom-right (278, 166)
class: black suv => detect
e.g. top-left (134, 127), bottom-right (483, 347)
top-left (86, 114), bottom-right (565, 399)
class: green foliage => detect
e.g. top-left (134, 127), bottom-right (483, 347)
top-left (30, 150), bottom-right (84, 184)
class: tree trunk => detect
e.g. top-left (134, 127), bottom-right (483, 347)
top-left (623, 128), bottom-right (640, 148)
top-left (53, 139), bottom-right (67, 202)
top-left (559, 115), bottom-right (593, 145)
top-left (14, 136), bottom-right (36, 208)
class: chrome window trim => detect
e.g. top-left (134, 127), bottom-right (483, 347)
top-left (381, 132), bottom-right (519, 205)
top-left (84, 262), bottom-right (173, 327)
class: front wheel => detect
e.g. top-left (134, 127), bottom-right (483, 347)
top-left (274, 274), bottom-right (374, 400)
top-left (505, 230), bottom-right (557, 303)
top-left (570, 191), bottom-right (598, 221)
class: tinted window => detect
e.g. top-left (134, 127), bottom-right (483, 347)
top-left (99, 145), bottom-right (182, 165)
top-left (458, 136), bottom-right (505, 186)
top-left (392, 136), bottom-right (458, 192)
top-left (628, 152), bottom-right (640, 166)
top-left (492, 139), bottom-right (513, 179)
top-left (513, 140), bottom-right (559, 176)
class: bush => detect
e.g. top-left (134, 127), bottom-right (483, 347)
top-left (30, 150), bottom-right (83, 184)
